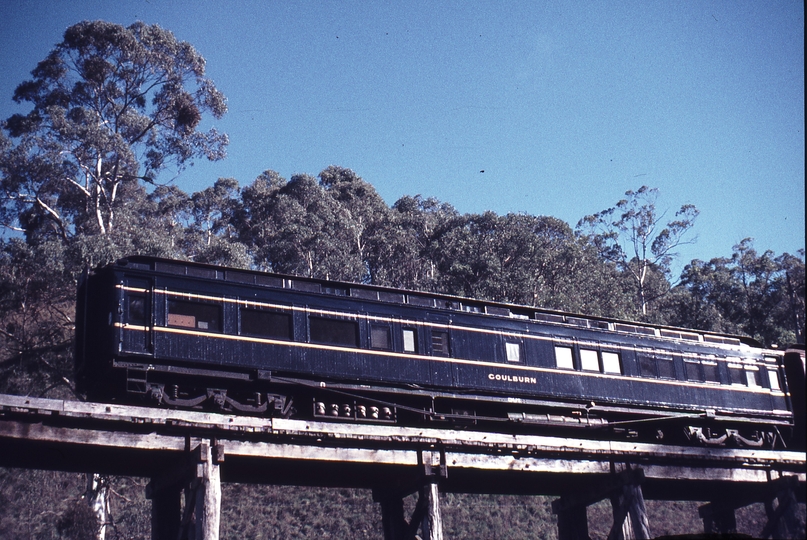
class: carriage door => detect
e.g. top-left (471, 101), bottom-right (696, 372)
top-left (121, 277), bottom-right (153, 355)
top-left (426, 313), bottom-right (454, 388)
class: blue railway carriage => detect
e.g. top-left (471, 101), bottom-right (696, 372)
top-left (76, 256), bottom-right (803, 448)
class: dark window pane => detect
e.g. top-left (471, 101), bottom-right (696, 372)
top-left (241, 309), bottom-right (292, 339)
top-left (128, 295), bottom-right (146, 325)
top-left (685, 361), bottom-right (703, 381)
top-left (638, 354), bottom-right (657, 377)
top-left (729, 366), bottom-right (745, 385)
top-left (657, 356), bottom-right (675, 379)
top-left (310, 317), bottom-right (358, 347)
top-left (703, 363), bottom-right (719, 383)
top-left (168, 299), bottom-right (221, 332)
top-left (432, 331), bottom-right (450, 357)
top-left (371, 325), bottom-right (392, 350)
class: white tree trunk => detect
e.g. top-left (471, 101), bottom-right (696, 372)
top-left (85, 473), bottom-right (110, 540)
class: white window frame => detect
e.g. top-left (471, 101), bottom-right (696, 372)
top-left (402, 328), bottom-right (417, 353)
top-left (580, 349), bottom-right (600, 372)
top-left (601, 351), bottom-right (621, 374)
top-left (555, 346), bottom-right (574, 370)
top-left (505, 342), bottom-right (521, 363)
top-left (768, 368), bottom-right (781, 391)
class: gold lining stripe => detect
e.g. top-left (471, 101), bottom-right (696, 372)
top-left (116, 322), bottom-right (780, 396)
top-left (120, 285), bottom-right (776, 366)
top-left (116, 284), bottom-right (781, 394)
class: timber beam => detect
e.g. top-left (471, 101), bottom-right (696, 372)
top-left (0, 393), bottom-right (804, 502)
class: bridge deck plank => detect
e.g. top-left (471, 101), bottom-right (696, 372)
top-left (0, 393), bottom-right (804, 496)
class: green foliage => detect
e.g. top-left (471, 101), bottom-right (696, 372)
top-left (374, 195), bottom-right (459, 289)
top-left (0, 239), bottom-right (75, 398)
top-left (664, 240), bottom-right (805, 346)
top-left (56, 501), bottom-right (99, 540)
top-left (0, 470), bottom-right (150, 539)
top-left (438, 493), bottom-right (559, 539)
top-left (577, 186), bottom-right (699, 316)
top-left (237, 168), bottom-right (388, 281)
top-left (221, 485), bottom-right (382, 539)
top-left (1, 20), bottom-right (228, 241)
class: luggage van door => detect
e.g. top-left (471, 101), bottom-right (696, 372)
top-left (425, 313), bottom-right (454, 389)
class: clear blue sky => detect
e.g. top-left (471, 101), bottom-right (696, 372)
top-left (1, 1), bottom-right (804, 275)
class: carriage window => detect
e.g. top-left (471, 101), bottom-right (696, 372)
top-left (745, 368), bottom-right (760, 388)
top-left (241, 309), bottom-right (292, 340)
top-left (167, 299), bottom-right (222, 332)
top-left (555, 346), bottom-right (574, 369)
top-left (371, 325), bottom-right (392, 350)
top-left (657, 354), bottom-right (675, 379)
top-left (309, 317), bottom-right (358, 347)
top-left (728, 364), bottom-right (745, 385)
top-left (403, 328), bottom-right (417, 353)
top-left (638, 353), bottom-right (657, 377)
top-left (685, 361), bottom-right (703, 382)
top-left (431, 330), bottom-right (450, 357)
top-left (505, 342), bottom-right (521, 363)
top-left (768, 369), bottom-right (781, 391)
top-left (602, 352), bottom-right (621, 374)
top-left (702, 361), bottom-right (719, 383)
top-left (127, 295), bottom-right (146, 325)
top-left (580, 349), bottom-right (599, 371)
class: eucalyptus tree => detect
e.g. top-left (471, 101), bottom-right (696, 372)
top-left (727, 240), bottom-right (804, 346)
top-left (0, 20), bottom-right (228, 243)
top-left (486, 213), bottom-right (576, 307)
top-left (375, 195), bottom-right (459, 290)
top-left (776, 251), bottom-right (806, 344)
top-left (426, 210), bottom-right (634, 317)
top-left (319, 166), bottom-right (390, 282)
top-left (238, 171), bottom-right (366, 280)
top-left (0, 239), bottom-right (77, 397)
top-left (664, 241), bottom-right (805, 347)
top-left (184, 177), bottom-right (250, 268)
top-left (576, 186), bottom-right (698, 317)
top-left (0, 22), bottom-right (228, 535)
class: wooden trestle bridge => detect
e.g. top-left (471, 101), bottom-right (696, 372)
top-left (0, 393), bottom-right (804, 539)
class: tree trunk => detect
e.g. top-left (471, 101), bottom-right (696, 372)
top-left (85, 473), bottom-right (110, 540)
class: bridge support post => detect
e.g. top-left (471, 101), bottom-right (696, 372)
top-left (699, 501), bottom-right (737, 534)
top-left (373, 490), bottom-right (407, 540)
top-left (419, 480), bottom-right (443, 540)
top-left (608, 475), bottom-right (651, 540)
top-left (761, 475), bottom-right (801, 539)
top-left (148, 481), bottom-right (182, 540)
top-left (418, 447), bottom-right (446, 540)
top-left (182, 440), bottom-right (222, 540)
top-left (555, 504), bottom-right (589, 540)
top-left (372, 448), bottom-right (446, 540)
top-left (147, 439), bottom-right (223, 540)
top-left (552, 467), bottom-right (650, 540)
top-left (699, 475), bottom-right (802, 539)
